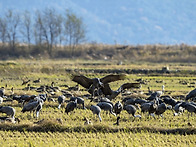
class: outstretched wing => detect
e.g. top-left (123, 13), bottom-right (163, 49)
top-left (121, 82), bottom-right (141, 90)
top-left (72, 75), bottom-right (93, 89)
top-left (100, 74), bottom-right (126, 84)
top-left (101, 83), bottom-right (113, 95)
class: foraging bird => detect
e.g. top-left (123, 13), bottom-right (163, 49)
top-left (65, 99), bottom-right (77, 114)
top-left (97, 102), bottom-right (116, 116)
top-left (186, 88), bottom-right (196, 101)
top-left (58, 95), bottom-right (66, 109)
top-left (35, 99), bottom-right (44, 118)
top-left (0, 106), bottom-right (15, 119)
top-left (21, 99), bottom-right (43, 117)
top-left (90, 105), bottom-right (102, 122)
top-left (70, 97), bottom-right (86, 109)
top-left (162, 97), bottom-right (177, 107)
top-left (141, 102), bottom-right (157, 116)
top-left (134, 98), bottom-right (148, 105)
top-left (123, 97), bottom-right (135, 105)
top-left (24, 95), bottom-right (37, 105)
top-left (113, 101), bottom-right (123, 116)
top-left (173, 102), bottom-right (184, 116)
top-left (180, 102), bottom-right (196, 118)
top-left (72, 74), bottom-right (126, 97)
top-left (94, 97), bottom-right (113, 106)
top-left (155, 103), bottom-right (167, 117)
top-left (124, 104), bottom-right (141, 118)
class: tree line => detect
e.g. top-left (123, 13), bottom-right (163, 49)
top-left (0, 8), bottom-right (86, 58)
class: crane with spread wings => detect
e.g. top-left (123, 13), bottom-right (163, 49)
top-left (72, 74), bottom-right (141, 99)
top-left (72, 74), bottom-right (126, 97)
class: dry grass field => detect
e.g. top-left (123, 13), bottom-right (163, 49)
top-left (0, 59), bottom-right (195, 146)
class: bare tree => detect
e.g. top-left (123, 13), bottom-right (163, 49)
top-left (20, 10), bottom-right (32, 48)
top-left (4, 9), bottom-right (20, 52)
top-left (42, 8), bottom-right (63, 57)
top-left (64, 10), bottom-right (86, 56)
top-left (34, 10), bottom-right (44, 46)
top-left (0, 17), bottom-right (7, 46)
top-left (34, 8), bottom-right (63, 57)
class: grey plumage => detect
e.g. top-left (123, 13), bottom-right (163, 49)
top-left (58, 95), bottom-right (65, 109)
top-left (97, 102), bottom-right (116, 116)
top-left (134, 98), bottom-right (147, 105)
top-left (113, 101), bottom-right (123, 115)
top-left (180, 102), bottom-right (196, 118)
top-left (65, 100), bottom-right (77, 114)
top-left (21, 99), bottom-right (43, 117)
top-left (186, 88), bottom-right (196, 100)
top-left (162, 97), bottom-right (177, 107)
top-left (90, 105), bottom-right (102, 122)
top-left (155, 103), bottom-right (167, 116)
top-left (123, 98), bottom-right (135, 105)
top-left (124, 104), bottom-right (141, 118)
top-left (0, 106), bottom-right (15, 119)
top-left (70, 97), bottom-right (86, 109)
top-left (94, 97), bottom-right (114, 106)
top-left (19, 94), bottom-right (37, 105)
top-left (173, 102), bottom-right (184, 116)
top-left (141, 102), bottom-right (157, 115)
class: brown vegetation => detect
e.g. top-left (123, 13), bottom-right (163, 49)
top-left (1, 43), bottom-right (195, 63)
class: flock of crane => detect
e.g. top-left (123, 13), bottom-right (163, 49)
top-left (0, 74), bottom-right (196, 125)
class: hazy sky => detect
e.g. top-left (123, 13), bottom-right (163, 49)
top-left (0, 0), bottom-right (196, 45)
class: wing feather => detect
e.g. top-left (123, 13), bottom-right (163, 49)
top-left (101, 83), bottom-right (113, 95)
top-left (100, 74), bottom-right (126, 84)
top-left (121, 83), bottom-right (141, 90)
top-left (72, 75), bottom-right (93, 89)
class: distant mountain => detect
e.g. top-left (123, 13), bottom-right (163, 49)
top-left (0, 0), bottom-right (196, 45)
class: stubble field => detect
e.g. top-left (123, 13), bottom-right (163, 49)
top-left (0, 59), bottom-right (195, 147)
